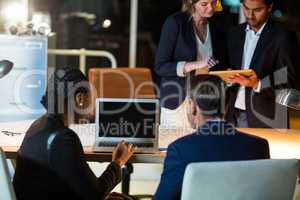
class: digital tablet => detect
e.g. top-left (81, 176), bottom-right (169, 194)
top-left (208, 69), bottom-right (255, 82)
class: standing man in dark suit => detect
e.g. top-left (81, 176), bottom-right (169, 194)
top-left (226, 0), bottom-right (299, 128)
top-left (153, 75), bottom-right (270, 200)
top-left (155, 0), bottom-right (228, 110)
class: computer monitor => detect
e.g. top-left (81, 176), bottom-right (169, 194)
top-left (0, 35), bottom-right (47, 122)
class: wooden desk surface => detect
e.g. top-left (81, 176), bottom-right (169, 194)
top-left (2, 128), bottom-right (300, 162)
top-left (2, 146), bottom-right (166, 163)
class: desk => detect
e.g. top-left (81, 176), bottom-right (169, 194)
top-left (0, 122), bottom-right (167, 164)
top-left (2, 128), bottom-right (300, 161)
top-left (1, 146), bottom-right (165, 196)
top-left (2, 146), bottom-right (166, 163)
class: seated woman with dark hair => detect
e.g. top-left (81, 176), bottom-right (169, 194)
top-left (13, 67), bottom-right (135, 200)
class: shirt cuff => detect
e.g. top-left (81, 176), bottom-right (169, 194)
top-left (253, 80), bottom-right (261, 93)
top-left (176, 61), bottom-right (186, 77)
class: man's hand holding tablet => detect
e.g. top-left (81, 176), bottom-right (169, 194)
top-left (227, 70), bottom-right (259, 89)
top-left (208, 69), bottom-right (258, 89)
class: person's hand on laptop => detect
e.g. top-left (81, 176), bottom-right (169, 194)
top-left (112, 141), bottom-right (136, 167)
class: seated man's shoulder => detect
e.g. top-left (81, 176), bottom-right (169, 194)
top-left (236, 130), bottom-right (269, 146)
top-left (169, 122), bottom-right (237, 148)
top-left (168, 132), bottom-right (201, 151)
top-left (235, 131), bottom-right (270, 158)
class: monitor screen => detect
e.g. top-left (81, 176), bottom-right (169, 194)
top-left (98, 100), bottom-right (158, 138)
top-left (0, 35), bottom-right (47, 122)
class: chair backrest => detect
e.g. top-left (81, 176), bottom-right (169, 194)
top-left (181, 159), bottom-right (299, 200)
top-left (88, 67), bottom-right (156, 99)
top-left (0, 148), bottom-right (17, 200)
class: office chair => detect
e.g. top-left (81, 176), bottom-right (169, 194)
top-left (88, 67), bottom-right (156, 99)
top-left (181, 159), bottom-right (299, 200)
top-left (0, 148), bottom-right (17, 200)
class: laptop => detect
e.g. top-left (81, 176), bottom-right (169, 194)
top-left (93, 98), bottom-right (160, 152)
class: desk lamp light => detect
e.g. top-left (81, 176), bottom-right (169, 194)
top-left (276, 89), bottom-right (300, 110)
top-left (0, 60), bottom-right (13, 79)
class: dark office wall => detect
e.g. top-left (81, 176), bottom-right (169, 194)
top-left (22, 0), bottom-right (300, 71)
top-left (282, 0), bottom-right (300, 40)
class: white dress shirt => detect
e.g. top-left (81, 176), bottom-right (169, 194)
top-left (234, 23), bottom-right (266, 110)
top-left (176, 23), bottom-right (213, 77)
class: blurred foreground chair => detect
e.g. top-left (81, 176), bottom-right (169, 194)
top-left (88, 67), bottom-right (156, 99)
top-left (181, 159), bottom-right (299, 200)
top-left (0, 148), bottom-right (17, 200)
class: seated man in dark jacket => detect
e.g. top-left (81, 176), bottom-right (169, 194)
top-left (13, 67), bottom-right (135, 200)
top-left (153, 75), bottom-right (270, 200)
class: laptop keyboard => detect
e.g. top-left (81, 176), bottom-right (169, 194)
top-left (97, 141), bottom-right (154, 148)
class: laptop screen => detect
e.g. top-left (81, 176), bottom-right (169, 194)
top-left (97, 100), bottom-right (158, 138)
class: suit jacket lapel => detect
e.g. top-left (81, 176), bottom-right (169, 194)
top-left (185, 16), bottom-right (197, 60)
top-left (236, 23), bottom-right (247, 69)
top-left (250, 19), bottom-right (273, 73)
top-left (209, 22), bottom-right (217, 57)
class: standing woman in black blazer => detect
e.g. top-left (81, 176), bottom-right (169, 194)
top-left (155, 0), bottom-right (228, 110)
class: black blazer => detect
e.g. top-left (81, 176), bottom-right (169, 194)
top-left (155, 12), bottom-right (228, 109)
top-left (13, 114), bottom-right (121, 200)
top-left (226, 18), bottom-right (300, 128)
top-left (153, 121), bottom-right (270, 200)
